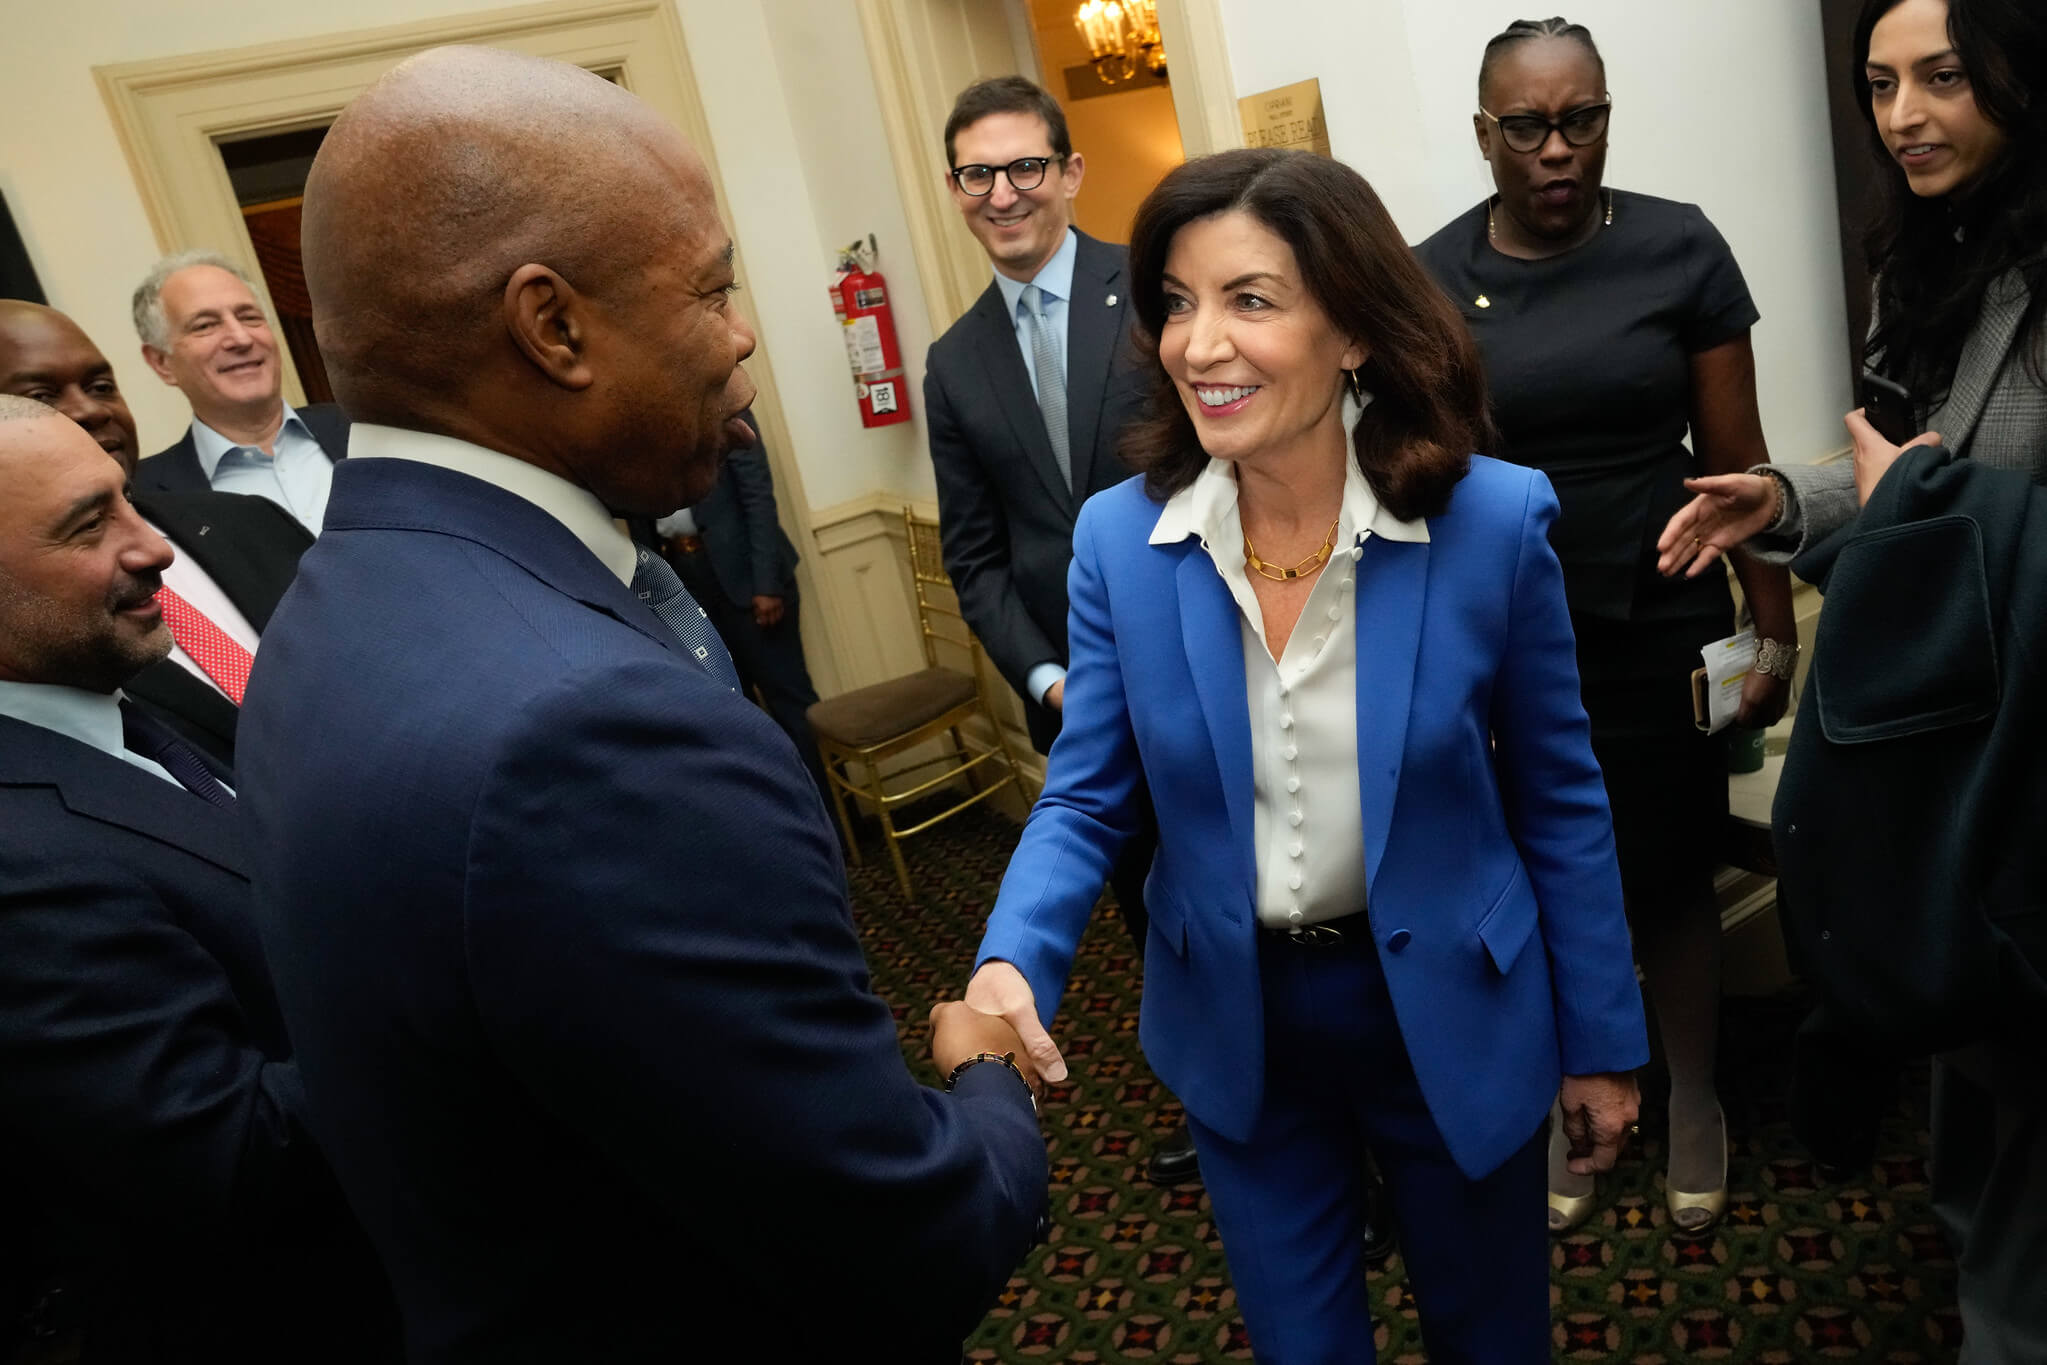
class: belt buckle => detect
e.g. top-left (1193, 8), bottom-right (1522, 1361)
top-left (1286, 922), bottom-right (1346, 946)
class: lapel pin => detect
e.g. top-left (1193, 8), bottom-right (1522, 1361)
top-left (1105, 293), bottom-right (1118, 307)
top-left (198, 525), bottom-right (211, 535)
top-left (1474, 294), bottom-right (1492, 309)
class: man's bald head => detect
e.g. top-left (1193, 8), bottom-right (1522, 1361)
top-left (304, 46), bottom-right (757, 514)
top-left (0, 301), bottom-right (142, 473)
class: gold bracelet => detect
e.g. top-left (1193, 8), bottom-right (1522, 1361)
top-left (1754, 637), bottom-right (1800, 678)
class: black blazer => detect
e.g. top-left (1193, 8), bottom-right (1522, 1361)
top-left (924, 230), bottom-right (1150, 753)
top-left (0, 714), bottom-right (397, 1361)
top-left (132, 402), bottom-right (349, 497)
top-left (123, 489), bottom-right (313, 769)
top-left (686, 412), bottom-right (800, 608)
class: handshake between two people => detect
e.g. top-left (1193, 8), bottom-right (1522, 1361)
top-left (929, 961), bottom-right (1068, 1103)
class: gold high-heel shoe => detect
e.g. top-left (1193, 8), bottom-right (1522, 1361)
top-left (1548, 1185), bottom-right (1600, 1235)
top-left (1666, 1106), bottom-right (1729, 1237)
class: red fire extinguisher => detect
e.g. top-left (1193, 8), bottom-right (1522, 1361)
top-left (829, 235), bottom-right (912, 428)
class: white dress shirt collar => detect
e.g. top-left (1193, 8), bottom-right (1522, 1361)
top-left (1148, 396), bottom-right (1431, 552)
top-left (993, 227), bottom-right (1080, 314)
top-left (190, 403), bottom-right (313, 482)
top-left (347, 424), bottom-right (638, 586)
top-left (0, 680), bottom-right (180, 785)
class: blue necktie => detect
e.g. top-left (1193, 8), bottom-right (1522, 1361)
top-left (631, 547), bottom-right (743, 692)
top-left (119, 700), bottom-right (235, 809)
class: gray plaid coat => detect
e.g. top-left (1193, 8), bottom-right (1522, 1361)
top-left (1755, 269), bottom-right (2045, 562)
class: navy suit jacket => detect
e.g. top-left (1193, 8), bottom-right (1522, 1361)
top-left (685, 410), bottom-right (800, 608)
top-left (132, 402), bottom-right (349, 496)
top-left (123, 488), bottom-right (313, 768)
top-left (238, 457), bottom-right (1046, 1363)
top-left (925, 231), bottom-right (1149, 752)
top-left (977, 461), bottom-right (1650, 1177)
top-left (0, 713), bottom-right (394, 1361)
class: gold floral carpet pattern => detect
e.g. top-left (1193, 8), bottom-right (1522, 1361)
top-left (854, 811), bottom-right (1962, 1364)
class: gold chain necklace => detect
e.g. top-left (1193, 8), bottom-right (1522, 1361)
top-left (1488, 187), bottom-right (1614, 241)
top-left (1243, 515), bottom-right (1340, 582)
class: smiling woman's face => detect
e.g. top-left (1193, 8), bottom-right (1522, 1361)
top-left (1475, 37), bottom-right (1610, 245)
top-left (1156, 209), bottom-right (1363, 472)
top-left (1865, 0), bottom-right (2009, 200)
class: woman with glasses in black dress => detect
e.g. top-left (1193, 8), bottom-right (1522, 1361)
top-left (1414, 16), bottom-right (1798, 1239)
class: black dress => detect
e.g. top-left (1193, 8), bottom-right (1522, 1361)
top-left (1415, 190), bottom-right (1758, 902)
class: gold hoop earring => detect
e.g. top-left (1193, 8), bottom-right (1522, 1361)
top-left (1347, 368), bottom-right (1364, 403)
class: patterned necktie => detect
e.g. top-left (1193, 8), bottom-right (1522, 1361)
top-left (119, 699), bottom-right (235, 809)
top-left (630, 547), bottom-right (743, 692)
top-left (154, 586), bottom-right (254, 704)
top-left (1020, 284), bottom-right (1072, 490)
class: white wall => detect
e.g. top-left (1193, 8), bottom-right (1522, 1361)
top-left (1216, 0), bottom-right (1856, 464)
top-left (0, 0), bottom-right (929, 512)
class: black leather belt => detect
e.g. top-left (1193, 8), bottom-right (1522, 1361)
top-left (1263, 909), bottom-right (1372, 946)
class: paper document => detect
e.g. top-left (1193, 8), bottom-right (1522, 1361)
top-left (1693, 629), bottom-right (1755, 734)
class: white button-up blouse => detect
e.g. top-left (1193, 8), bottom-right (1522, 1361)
top-left (1147, 421), bottom-right (1431, 930)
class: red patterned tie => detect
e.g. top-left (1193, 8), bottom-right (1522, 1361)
top-left (154, 586), bottom-right (254, 704)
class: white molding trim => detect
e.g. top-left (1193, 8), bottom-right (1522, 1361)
top-left (1156, 0), bottom-right (1241, 158)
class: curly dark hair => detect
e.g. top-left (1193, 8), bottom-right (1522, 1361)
top-left (1854, 0), bottom-right (2047, 404)
top-left (1120, 148), bottom-right (1492, 521)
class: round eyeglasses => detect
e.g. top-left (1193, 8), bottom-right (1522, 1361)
top-left (1478, 100), bottom-right (1611, 154)
top-left (949, 156), bottom-right (1059, 197)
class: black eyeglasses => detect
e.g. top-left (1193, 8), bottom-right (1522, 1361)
top-left (1478, 100), bottom-right (1612, 154)
top-left (949, 157), bottom-right (1060, 197)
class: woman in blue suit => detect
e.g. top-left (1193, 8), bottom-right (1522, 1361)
top-left (963, 148), bottom-right (1649, 1362)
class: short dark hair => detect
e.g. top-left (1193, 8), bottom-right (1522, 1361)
top-left (943, 76), bottom-right (1072, 167)
top-left (1477, 17), bottom-right (1605, 104)
top-left (1121, 148), bottom-right (1491, 521)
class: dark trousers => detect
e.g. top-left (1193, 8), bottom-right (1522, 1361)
top-left (669, 549), bottom-right (830, 809)
top-left (1187, 934), bottom-right (1548, 1364)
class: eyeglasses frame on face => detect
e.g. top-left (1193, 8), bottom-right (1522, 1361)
top-left (1477, 97), bottom-right (1614, 154)
top-left (949, 155), bottom-right (1064, 197)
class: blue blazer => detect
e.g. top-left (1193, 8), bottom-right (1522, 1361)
top-left (238, 457), bottom-right (1046, 1363)
top-left (978, 458), bottom-right (1649, 1178)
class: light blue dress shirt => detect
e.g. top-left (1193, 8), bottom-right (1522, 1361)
top-left (992, 228), bottom-right (1079, 407)
top-left (993, 229), bottom-right (1081, 706)
top-left (191, 404), bottom-right (335, 533)
top-left (0, 680), bottom-right (180, 787)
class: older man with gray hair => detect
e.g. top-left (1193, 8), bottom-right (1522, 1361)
top-left (130, 249), bottom-right (348, 531)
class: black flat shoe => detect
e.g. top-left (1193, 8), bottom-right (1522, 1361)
top-left (1361, 1174), bottom-right (1398, 1267)
top-left (1146, 1123), bottom-right (1200, 1186)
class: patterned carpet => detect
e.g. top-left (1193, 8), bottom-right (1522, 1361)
top-left (853, 809), bottom-right (1964, 1364)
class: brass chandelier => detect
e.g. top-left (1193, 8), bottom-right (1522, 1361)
top-left (1073, 0), bottom-right (1167, 84)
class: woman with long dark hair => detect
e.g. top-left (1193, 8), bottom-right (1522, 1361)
top-left (1414, 16), bottom-right (1798, 1240)
top-left (1660, 0), bottom-right (2047, 1355)
top-left (959, 147), bottom-right (1647, 1362)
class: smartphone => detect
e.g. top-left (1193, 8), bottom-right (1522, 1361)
top-left (1860, 370), bottom-right (1917, 446)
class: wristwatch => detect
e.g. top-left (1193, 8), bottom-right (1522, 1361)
top-left (1754, 637), bottom-right (1800, 678)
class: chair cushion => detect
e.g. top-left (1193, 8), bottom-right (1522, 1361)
top-left (807, 667), bottom-right (981, 748)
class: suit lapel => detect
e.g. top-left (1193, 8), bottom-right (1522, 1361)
top-left (968, 281), bottom-right (1076, 515)
top-left (1352, 534), bottom-right (1429, 894)
top-left (1934, 274), bottom-right (2029, 455)
top-left (133, 490), bottom-right (311, 630)
top-left (1065, 235), bottom-right (1126, 497)
top-left (0, 717), bottom-right (243, 879)
top-left (1174, 547), bottom-right (1256, 897)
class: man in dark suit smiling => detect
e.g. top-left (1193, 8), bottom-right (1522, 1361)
top-left (923, 75), bottom-right (1192, 1182)
top-left (0, 395), bottom-right (394, 1361)
top-left (0, 300), bottom-right (311, 766)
